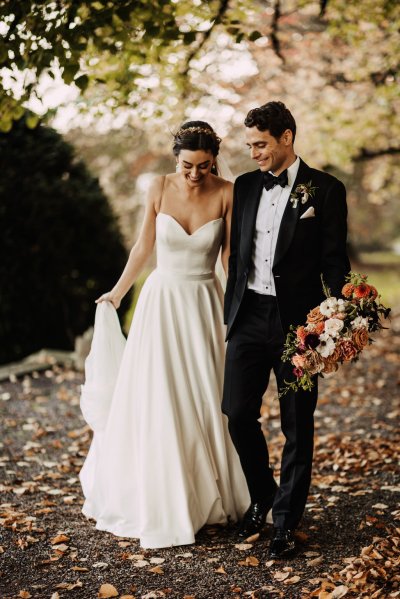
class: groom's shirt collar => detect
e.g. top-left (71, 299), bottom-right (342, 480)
top-left (268, 155), bottom-right (300, 189)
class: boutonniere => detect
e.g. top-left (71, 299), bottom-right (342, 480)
top-left (290, 181), bottom-right (317, 209)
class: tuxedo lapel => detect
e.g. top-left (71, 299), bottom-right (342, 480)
top-left (240, 171), bottom-right (264, 267)
top-left (273, 159), bottom-right (312, 268)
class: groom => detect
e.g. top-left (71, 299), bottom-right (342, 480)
top-left (223, 101), bottom-right (350, 558)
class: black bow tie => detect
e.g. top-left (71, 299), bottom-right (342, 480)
top-left (263, 170), bottom-right (288, 191)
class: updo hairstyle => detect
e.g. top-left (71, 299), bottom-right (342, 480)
top-left (173, 121), bottom-right (221, 175)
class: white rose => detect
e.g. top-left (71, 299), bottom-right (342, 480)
top-left (337, 298), bottom-right (347, 313)
top-left (351, 316), bottom-right (368, 330)
top-left (324, 318), bottom-right (344, 337)
top-left (316, 333), bottom-right (336, 357)
top-left (320, 297), bottom-right (338, 317)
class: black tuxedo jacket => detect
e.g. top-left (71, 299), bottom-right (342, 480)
top-left (224, 158), bottom-right (350, 340)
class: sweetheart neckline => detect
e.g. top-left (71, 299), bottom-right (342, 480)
top-left (157, 213), bottom-right (223, 237)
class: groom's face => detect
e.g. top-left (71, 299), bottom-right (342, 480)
top-left (245, 127), bottom-right (292, 175)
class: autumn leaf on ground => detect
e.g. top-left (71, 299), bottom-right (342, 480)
top-left (234, 543), bottom-right (253, 550)
top-left (50, 533), bottom-right (69, 544)
top-left (284, 575), bottom-right (301, 585)
top-left (330, 586), bottom-right (349, 598)
top-left (273, 570), bottom-right (290, 581)
top-left (238, 555), bottom-right (259, 567)
top-left (215, 565), bottom-right (227, 574)
top-left (308, 555), bottom-right (324, 566)
top-left (149, 565), bottom-right (164, 574)
top-left (98, 583), bottom-right (119, 598)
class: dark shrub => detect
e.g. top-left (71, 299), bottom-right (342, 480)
top-left (0, 119), bottom-right (130, 364)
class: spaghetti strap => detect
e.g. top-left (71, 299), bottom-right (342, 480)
top-left (157, 175), bottom-right (167, 214)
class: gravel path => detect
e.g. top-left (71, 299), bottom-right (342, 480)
top-left (0, 313), bottom-right (398, 598)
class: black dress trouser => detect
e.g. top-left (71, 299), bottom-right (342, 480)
top-left (222, 290), bottom-right (318, 530)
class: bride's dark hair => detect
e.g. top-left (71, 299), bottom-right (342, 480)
top-left (173, 121), bottom-right (221, 175)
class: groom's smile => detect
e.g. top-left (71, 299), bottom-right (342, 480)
top-left (245, 126), bottom-right (295, 176)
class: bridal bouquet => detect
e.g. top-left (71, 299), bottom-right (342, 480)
top-left (281, 273), bottom-right (391, 396)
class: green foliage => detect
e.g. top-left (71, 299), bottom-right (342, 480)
top-left (0, 0), bottom-right (255, 128)
top-left (0, 118), bottom-right (130, 364)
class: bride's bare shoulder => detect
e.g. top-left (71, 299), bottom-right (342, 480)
top-left (211, 173), bottom-right (233, 190)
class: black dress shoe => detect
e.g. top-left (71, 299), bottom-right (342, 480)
top-left (237, 488), bottom-right (277, 540)
top-left (269, 528), bottom-right (296, 559)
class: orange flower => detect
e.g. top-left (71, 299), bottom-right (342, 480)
top-left (342, 283), bottom-right (354, 298)
top-left (314, 321), bottom-right (325, 334)
top-left (369, 285), bottom-right (378, 300)
top-left (330, 345), bottom-right (342, 363)
top-left (352, 328), bottom-right (369, 351)
top-left (353, 283), bottom-right (371, 299)
top-left (322, 356), bottom-right (339, 374)
top-left (339, 340), bottom-right (358, 361)
top-left (307, 306), bottom-right (325, 324)
top-left (296, 326), bottom-right (308, 343)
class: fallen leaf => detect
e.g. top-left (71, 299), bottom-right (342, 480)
top-left (98, 583), bottom-right (119, 598)
top-left (19, 592), bottom-right (31, 598)
top-left (118, 541), bottom-right (131, 548)
top-left (372, 503), bottom-right (388, 510)
top-left (55, 581), bottom-right (83, 590)
top-left (234, 543), bottom-right (253, 551)
top-left (71, 566), bottom-right (89, 572)
top-left (215, 566), bottom-right (227, 574)
top-left (308, 555), bottom-right (324, 566)
top-left (92, 562), bottom-right (109, 569)
top-left (133, 559), bottom-right (149, 567)
top-left (330, 585), bottom-right (349, 598)
top-left (284, 575), bottom-right (301, 585)
top-left (150, 557), bottom-right (165, 564)
top-left (238, 555), bottom-right (259, 567)
top-left (50, 534), bottom-right (70, 544)
top-left (149, 565), bottom-right (164, 574)
top-left (52, 543), bottom-right (69, 553)
top-left (244, 532), bottom-right (260, 543)
top-left (50, 593), bottom-right (60, 599)
top-left (273, 571), bottom-right (290, 581)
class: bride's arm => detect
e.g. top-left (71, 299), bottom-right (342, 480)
top-left (221, 180), bottom-right (233, 275)
top-left (96, 176), bottom-right (163, 308)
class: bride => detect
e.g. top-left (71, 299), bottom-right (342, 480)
top-left (79, 121), bottom-right (249, 549)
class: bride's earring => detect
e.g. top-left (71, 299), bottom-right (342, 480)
top-left (176, 163), bottom-right (181, 173)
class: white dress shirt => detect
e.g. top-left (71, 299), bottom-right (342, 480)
top-left (247, 156), bottom-right (300, 296)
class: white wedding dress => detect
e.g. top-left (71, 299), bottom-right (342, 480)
top-left (79, 212), bottom-right (249, 548)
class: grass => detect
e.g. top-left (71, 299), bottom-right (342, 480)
top-left (357, 252), bottom-right (400, 309)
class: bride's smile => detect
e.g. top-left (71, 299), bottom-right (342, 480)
top-left (177, 148), bottom-right (215, 187)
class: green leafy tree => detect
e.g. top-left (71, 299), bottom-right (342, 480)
top-left (0, 118), bottom-right (130, 364)
top-left (0, 0), bottom-right (254, 130)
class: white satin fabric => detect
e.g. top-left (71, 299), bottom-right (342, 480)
top-left (79, 213), bottom-right (249, 548)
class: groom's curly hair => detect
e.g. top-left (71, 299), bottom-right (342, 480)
top-left (244, 101), bottom-right (296, 142)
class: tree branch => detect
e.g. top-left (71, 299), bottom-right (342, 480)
top-left (354, 147), bottom-right (400, 161)
top-left (271, 0), bottom-right (285, 63)
top-left (181, 0), bottom-right (230, 78)
top-left (319, 0), bottom-right (329, 17)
